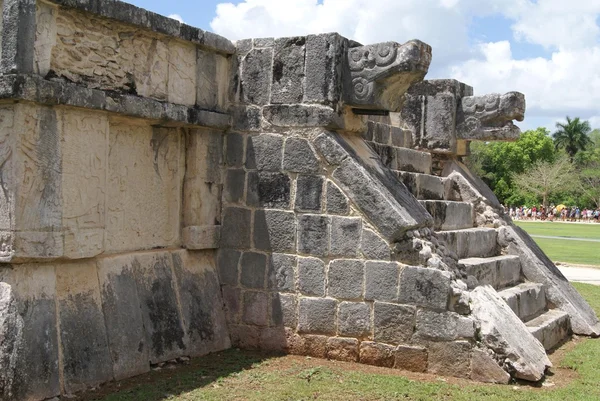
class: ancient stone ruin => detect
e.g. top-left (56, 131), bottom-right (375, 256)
top-left (0, 1), bottom-right (599, 400)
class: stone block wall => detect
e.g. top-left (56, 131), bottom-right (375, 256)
top-left (0, 2), bottom-right (234, 400)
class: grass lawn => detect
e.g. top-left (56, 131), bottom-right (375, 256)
top-left (83, 286), bottom-right (600, 401)
top-left (514, 222), bottom-right (600, 266)
top-left (513, 221), bottom-right (600, 240)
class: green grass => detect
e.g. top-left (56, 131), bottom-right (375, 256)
top-left (513, 222), bottom-right (600, 240)
top-left (513, 222), bottom-right (600, 266)
top-left (87, 285), bottom-right (600, 401)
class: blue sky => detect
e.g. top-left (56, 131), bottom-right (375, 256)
top-left (129, 0), bottom-right (600, 132)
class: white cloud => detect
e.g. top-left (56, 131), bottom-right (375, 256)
top-left (209, 0), bottom-right (600, 130)
top-left (168, 14), bottom-right (184, 23)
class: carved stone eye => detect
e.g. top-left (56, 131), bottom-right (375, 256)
top-left (353, 77), bottom-right (372, 100)
top-left (351, 49), bottom-right (362, 62)
top-left (485, 96), bottom-right (499, 111)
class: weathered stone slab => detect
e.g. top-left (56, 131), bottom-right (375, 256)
top-left (221, 207), bottom-right (251, 249)
top-left (317, 132), bottom-right (431, 242)
top-left (338, 302), bottom-right (371, 337)
top-left (415, 310), bottom-right (475, 341)
top-left (329, 217), bottom-right (361, 257)
top-left (499, 224), bottom-right (600, 336)
top-left (172, 250), bottom-right (231, 356)
top-left (373, 302), bottom-right (415, 345)
top-left (328, 259), bottom-right (364, 299)
top-left (298, 256), bottom-right (325, 296)
top-left (326, 181), bottom-right (350, 215)
top-left (183, 226), bottom-right (221, 250)
top-left (361, 229), bottom-right (390, 261)
top-left (132, 252), bottom-right (187, 364)
top-left (106, 124), bottom-right (182, 253)
top-left (437, 228), bottom-right (498, 259)
top-left (470, 286), bottom-right (551, 382)
top-left (298, 215), bottom-right (329, 257)
top-left (427, 340), bottom-right (472, 379)
top-left (526, 309), bottom-right (571, 351)
top-left (327, 337), bottom-right (359, 362)
top-left (97, 254), bottom-right (148, 381)
top-left (268, 254), bottom-right (297, 292)
top-left (271, 37), bottom-right (306, 104)
top-left (399, 266), bottom-right (451, 311)
top-left (240, 251), bottom-right (267, 289)
top-left (56, 261), bottom-right (114, 393)
top-left (241, 48), bottom-right (273, 105)
top-left (254, 209), bottom-right (296, 253)
top-left (394, 345), bottom-right (428, 373)
top-left (242, 291), bottom-right (268, 326)
top-left (458, 255), bottom-right (521, 290)
top-left (395, 148), bottom-right (432, 174)
top-left (419, 200), bottom-right (473, 231)
top-left (499, 282), bottom-right (546, 322)
top-left (365, 261), bottom-right (399, 302)
top-left (0, 265), bottom-right (60, 401)
top-left (298, 297), bottom-right (336, 335)
top-left (295, 175), bottom-right (323, 212)
top-left (283, 137), bottom-right (320, 174)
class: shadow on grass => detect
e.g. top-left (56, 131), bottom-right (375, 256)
top-left (79, 349), bottom-right (283, 401)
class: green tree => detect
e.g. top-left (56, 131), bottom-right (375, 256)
top-left (466, 128), bottom-right (555, 204)
top-left (552, 116), bottom-right (593, 161)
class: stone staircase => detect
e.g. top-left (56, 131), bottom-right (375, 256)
top-left (365, 124), bottom-right (572, 353)
top-left (399, 154), bottom-right (571, 352)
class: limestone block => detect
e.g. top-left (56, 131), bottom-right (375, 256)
top-left (295, 175), bottom-right (324, 212)
top-left (56, 261), bottom-right (114, 393)
top-left (283, 137), bottom-right (320, 174)
top-left (224, 169), bottom-right (245, 204)
top-left (222, 285), bottom-right (241, 324)
top-left (414, 310), bottom-right (475, 341)
top-left (373, 302), bottom-right (416, 344)
top-left (398, 266), bottom-right (451, 311)
top-left (182, 225), bottom-right (221, 250)
top-left (221, 207), bottom-right (251, 249)
top-left (132, 251), bottom-right (187, 364)
top-left (298, 297), bottom-right (337, 335)
top-left (217, 249), bottom-right (241, 286)
top-left (365, 261), bottom-right (399, 302)
top-left (297, 214), bottom-right (329, 257)
top-left (225, 132), bottom-right (244, 167)
top-left (0, 0), bottom-right (37, 74)
top-left (298, 256), bottom-right (325, 296)
top-left (242, 291), bottom-right (269, 326)
top-left (34, 1), bottom-right (57, 76)
top-left (328, 259), bottom-right (364, 299)
top-left (247, 172), bottom-right (291, 209)
top-left (246, 134), bottom-right (284, 171)
top-left (197, 49), bottom-right (229, 110)
top-left (241, 47), bottom-right (273, 105)
top-left (419, 200), bottom-right (474, 231)
top-left (171, 250), bottom-right (231, 356)
top-left (361, 229), bottom-right (390, 261)
top-left (329, 217), bottom-right (361, 258)
top-left (303, 33), bottom-right (345, 105)
top-left (394, 345), bottom-right (428, 373)
top-left (427, 341), bottom-right (472, 379)
top-left (168, 40), bottom-right (197, 106)
top-left (254, 209), bottom-right (296, 253)
top-left (470, 286), bottom-right (551, 381)
top-left (271, 37), bottom-right (306, 104)
top-left (184, 129), bottom-right (222, 227)
top-left (327, 337), bottom-right (359, 362)
top-left (338, 301), bottom-right (371, 337)
top-left (0, 265), bottom-right (60, 401)
top-left (271, 293), bottom-right (297, 327)
top-left (60, 109), bottom-right (109, 259)
top-left (97, 254), bottom-right (148, 381)
top-left (326, 181), bottom-right (349, 215)
top-left (526, 309), bottom-right (571, 351)
top-left (52, 8), bottom-right (171, 98)
top-left (267, 253), bottom-right (297, 292)
top-left (359, 341), bottom-right (395, 368)
top-left (105, 124), bottom-right (182, 253)
top-left (240, 251), bottom-right (267, 289)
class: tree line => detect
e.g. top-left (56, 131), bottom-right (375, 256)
top-left (466, 117), bottom-right (600, 210)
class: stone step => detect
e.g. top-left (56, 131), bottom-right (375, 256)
top-left (436, 227), bottom-right (498, 258)
top-left (419, 200), bottom-right (474, 231)
top-left (395, 148), bottom-right (432, 174)
top-left (499, 283), bottom-right (546, 322)
top-left (397, 172), bottom-right (449, 201)
top-left (526, 309), bottom-right (571, 351)
top-left (458, 255), bottom-right (521, 290)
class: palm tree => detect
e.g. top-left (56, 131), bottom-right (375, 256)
top-left (552, 116), bottom-right (593, 161)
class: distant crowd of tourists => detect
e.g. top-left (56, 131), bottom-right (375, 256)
top-left (508, 205), bottom-right (600, 222)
